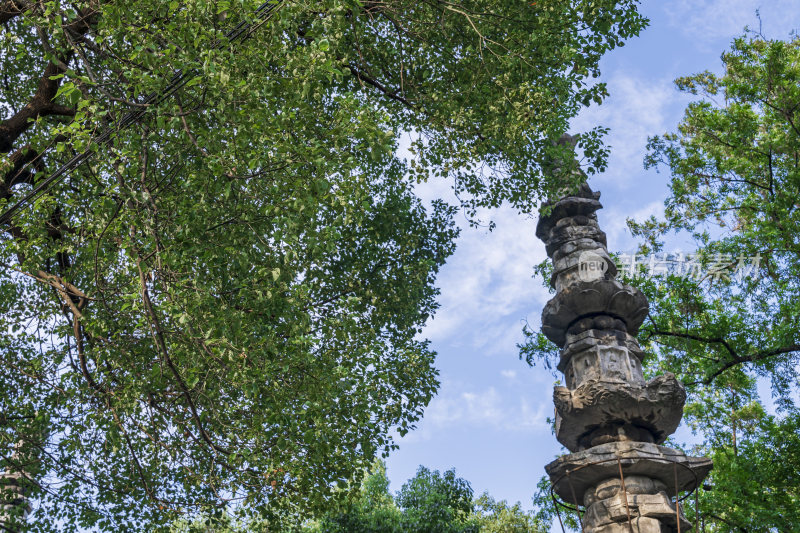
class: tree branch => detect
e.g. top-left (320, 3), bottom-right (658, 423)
top-left (696, 344), bottom-right (800, 386)
top-left (0, 61), bottom-right (74, 153)
top-left (0, 0), bottom-right (27, 26)
top-left (648, 325), bottom-right (800, 386)
top-left (136, 260), bottom-right (231, 456)
top-left (0, 3), bottom-right (97, 153)
top-left (347, 62), bottom-right (415, 108)
top-left (1, 145), bottom-right (39, 194)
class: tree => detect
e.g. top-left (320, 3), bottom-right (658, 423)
top-left (308, 461), bottom-right (403, 533)
top-left (680, 374), bottom-right (800, 531)
top-left (395, 466), bottom-right (475, 533)
top-left (308, 463), bottom-right (546, 533)
top-left (471, 493), bottom-right (545, 533)
top-left (634, 32), bottom-right (800, 531)
top-left (0, 0), bottom-right (646, 529)
top-left (638, 33), bottom-right (800, 396)
top-left (521, 32), bottom-right (800, 531)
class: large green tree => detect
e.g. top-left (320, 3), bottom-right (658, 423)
top-left (306, 461), bottom-right (404, 533)
top-left (634, 33), bottom-right (800, 531)
top-left (0, 0), bottom-right (646, 529)
top-left (394, 466), bottom-right (475, 533)
top-left (522, 32), bottom-right (800, 531)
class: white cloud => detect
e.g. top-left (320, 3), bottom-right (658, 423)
top-left (602, 200), bottom-right (665, 252)
top-left (411, 74), bottom-right (679, 363)
top-left (415, 192), bottom-right (551, 356)
top-left (420, 383), bottom-right (550, 433)
top-left (500, 369), bottom-right (517, 379)
top-left (413, 72), bottom-right (684, 356)
top-left (664, 0), bottom-right (800, 44)
top-left (572, 72), bottom-right (683, 189)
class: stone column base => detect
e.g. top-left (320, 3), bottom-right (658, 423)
top-left (591, 516), bottom-right (673, 533)
top-left (584, 492), bottom-right (691, 532)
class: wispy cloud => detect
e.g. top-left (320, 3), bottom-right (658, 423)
top-left (572, 72), bottom-right (683, 190)
top-left (422, 383), bottom-right (550, 432)
top-left (664, 0), bottom-right (799, 44)
top-left (603, 200), bottom-right (665, 252)
top-left (413, 188), bottom-right (551, 356)
top-left (414, 70), bottom-right (687, 353)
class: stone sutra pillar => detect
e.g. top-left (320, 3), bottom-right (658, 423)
top-left (536, 137), bottom-right (711, 533)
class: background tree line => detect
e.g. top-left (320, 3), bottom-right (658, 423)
top-left (174, 462), bottom-right (546, 532)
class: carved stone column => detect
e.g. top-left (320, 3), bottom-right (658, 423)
top-left (536, 139), bottom-right (711, 532)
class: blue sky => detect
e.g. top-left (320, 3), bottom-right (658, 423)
top-left (384, 0), bottom-right (800, 522)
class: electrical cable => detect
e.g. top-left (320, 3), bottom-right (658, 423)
top-left (0, 0), bottom-right (284, 226)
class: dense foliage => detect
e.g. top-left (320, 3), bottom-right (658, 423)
top-left (308, 463), bottom-right (546, 533)
top-left (0, 0), bottom-right (646, 530)
top-left (522, 33), bottom-right (800, 531)
top-left (173, 463), bottom-right (545, 531)
top-left (636, 33), bottom-right (800, 531)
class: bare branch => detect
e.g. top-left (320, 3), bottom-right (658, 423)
top-left (0, 4), bottom-right (97, 153)
top-left (136, 260), bottom-right (232, 456)
top-left (347, 62), bottom-right (415, 108)
top-left (0, 0), bottom-right (27, 26)
top-left (648, 324), bottom-right (800, 386)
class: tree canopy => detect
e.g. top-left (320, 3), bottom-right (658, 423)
top-left (307, 462), bottom-right (546, 533)
top-left (0, 0), bottom-right (646, 529)
top-left (173, 462), bottom-right (546, 531)
top-left (636, 33), bottom-right (800, 531)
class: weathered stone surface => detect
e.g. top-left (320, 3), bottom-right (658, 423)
top-left (586, 475), bottom-right (668, 504)
top-left (552, 245), bottom-right (618, 291)
top-left (553, 237), bottom-right (609, 262)
top-left (536, 195), bottom-right (603, 242)
top-left (541, 280), bottom-right (649, 346)
top-left (542, 222), bottom-right (608, 257)
top-left (0, 463), bottom-right (30, 528)
top-left (536, 182), bottom-right (602, 237)
top-left (553, 374), bottom-right (686, 451)
top-left (583, 491), bottom-right (692, 532)
top-left (566, 316), bottom-right (629, 338)
top-left (591, 516), bottom-right (672, 533)
top-left (545, 441), bottom-right (713, 505)
top-left (562, 344), bottom-right (645, 390)
top-left (559, 330), bottom-right (645, 373)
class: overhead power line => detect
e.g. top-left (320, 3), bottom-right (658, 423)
top-left (0, 0), bottom-right (284, 227)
